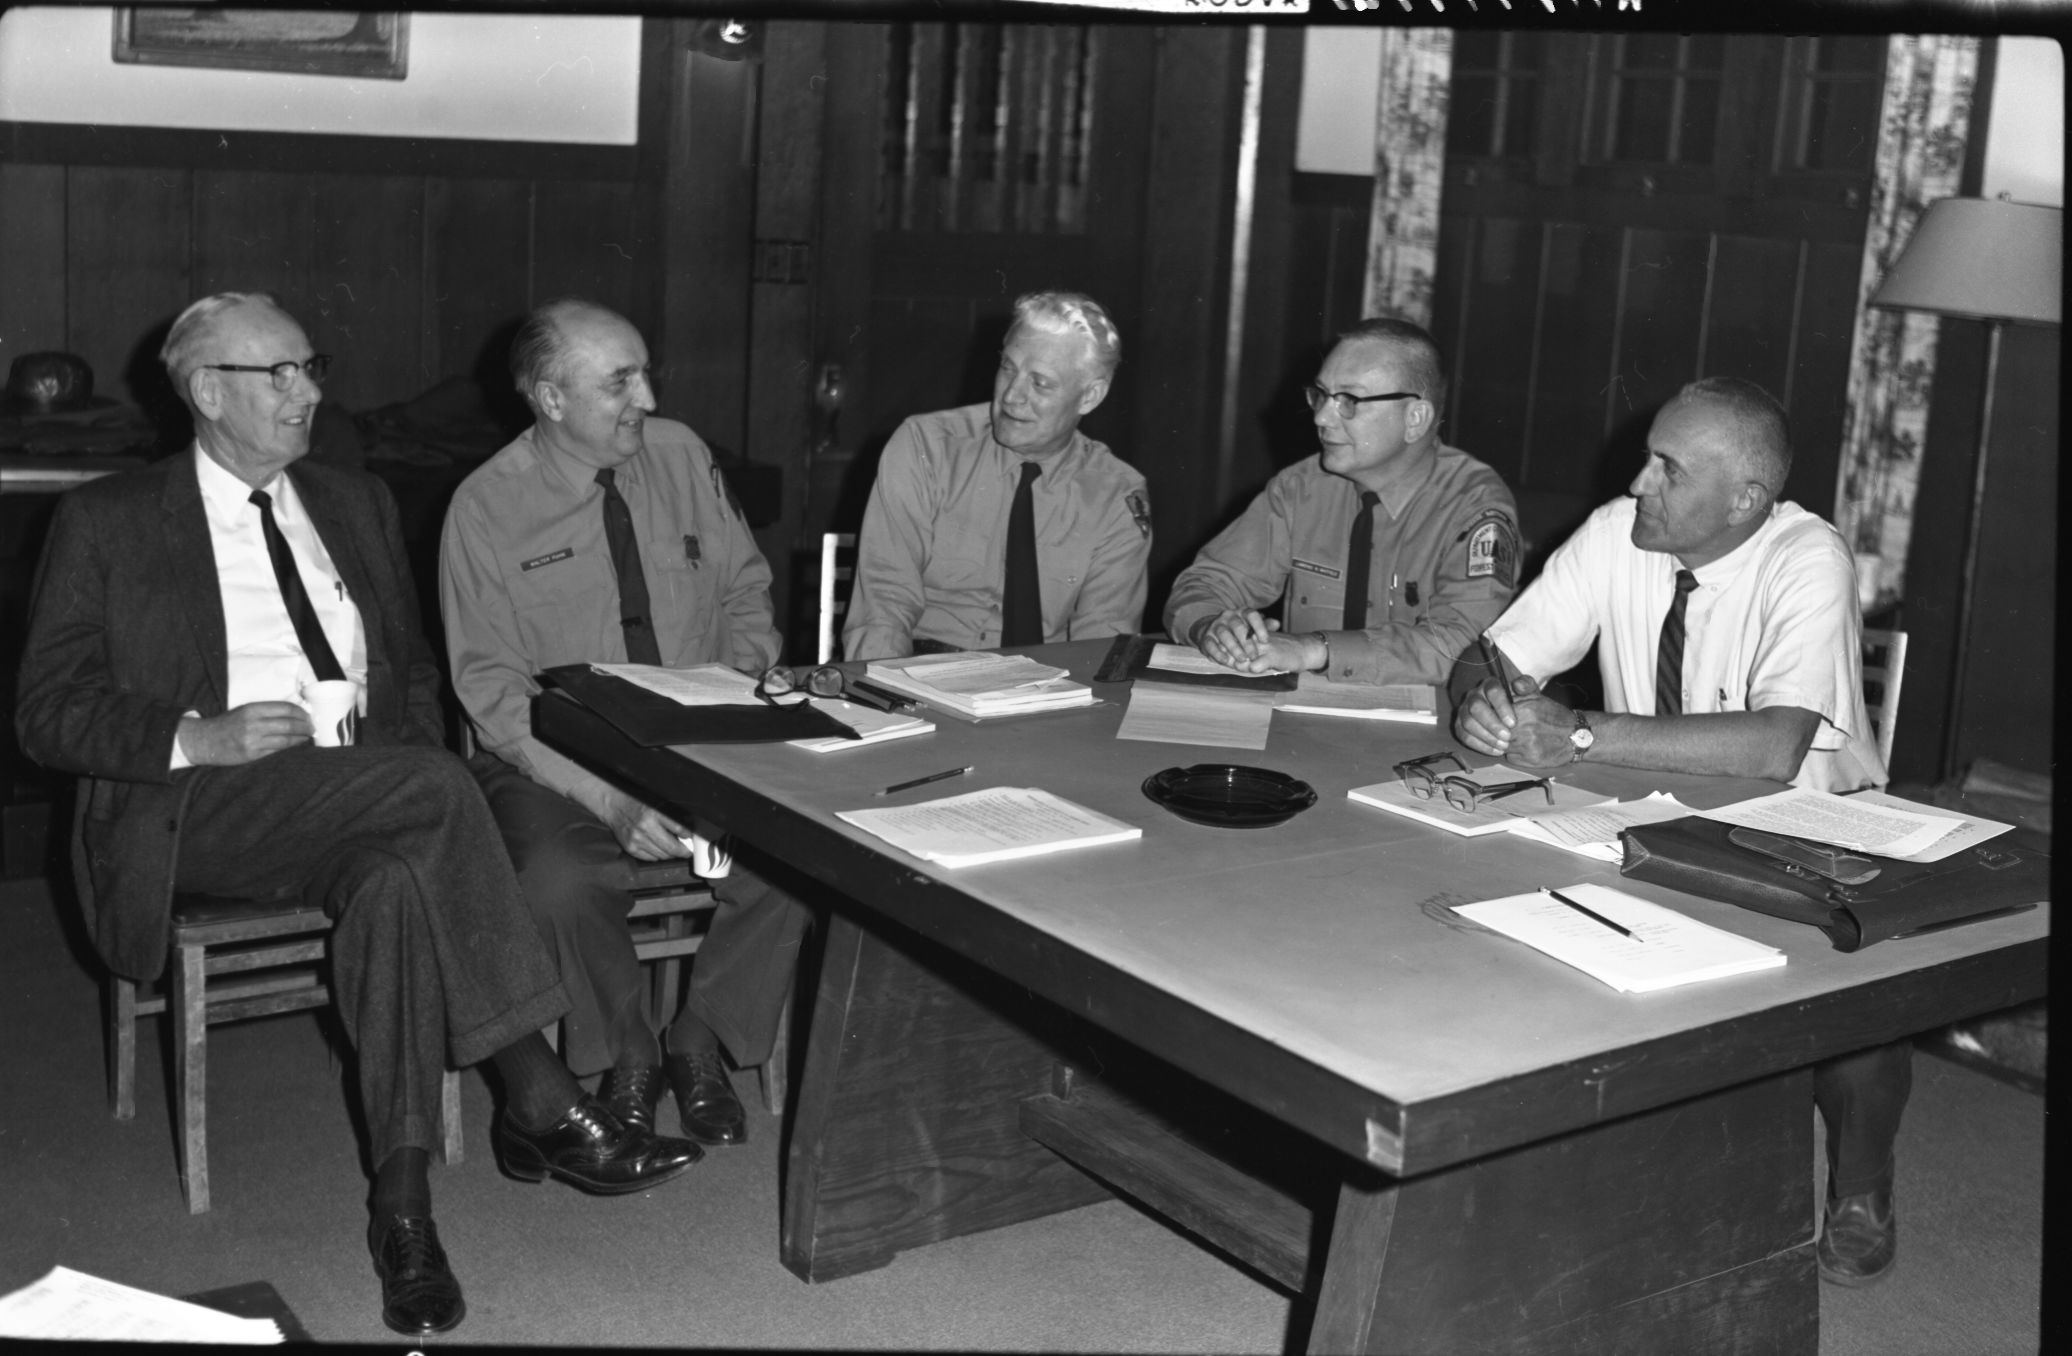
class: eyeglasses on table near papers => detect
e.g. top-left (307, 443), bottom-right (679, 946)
top-left (1392, 751), bottom-right (1553, 814)
top-left (755, 663), bottom-right (847, 706)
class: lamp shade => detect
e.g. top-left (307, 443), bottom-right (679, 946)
top-left (1870, 197), bottom-right (2062, 325)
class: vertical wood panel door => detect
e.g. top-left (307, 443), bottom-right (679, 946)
top-left (1432, 33), bottom-right (1883, 557)
top-left (807, 22), bottom-right (1158, 539)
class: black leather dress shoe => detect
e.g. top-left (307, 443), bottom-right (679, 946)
top-left (494, 1093), bottom-right (703, 1194)
top-left (664, 1043), bottom-right (748, 1146)
top-left (369, 1214), bottom-right (465, 1337)
top-left (597, 1065), bottom-right (664, 1136)
top-left (1818, 1187), bottom-right (1897, 1286)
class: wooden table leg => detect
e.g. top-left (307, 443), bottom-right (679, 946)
top-left (781, 912), bottom-right (1111, 1282)
top-left (1310, 1068), bottom-right (1819, 1354)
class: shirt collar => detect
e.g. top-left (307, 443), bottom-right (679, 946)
top-left (1686, 504), bottom-right (1779, 588)
top-left (192, 442), bottom-right (291, 516)
top-left (531, 426), bottom-right (645, 498)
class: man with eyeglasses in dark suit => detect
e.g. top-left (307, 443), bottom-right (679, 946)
top-left (1165, 317), bottom-right (1519, 684)
top-left (15, 291), bottom-right (702, 1339)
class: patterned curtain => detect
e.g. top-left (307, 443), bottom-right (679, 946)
top-left (1363, 29), bottom-right (1453, 326)
top-left (1833, 36), bottom-right (1982, 611)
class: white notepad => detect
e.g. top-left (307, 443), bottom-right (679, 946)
top-left (785, 698), bottom-right (936, 752)
top-left (1274, 673), bottom-right (1437, 723)
top-left (1452, 884), bottom-right (1786, 993)
top-left (837, 786), bottom-right (1141, 868)
top-left (1348, 766), bottom-right (1611, 836)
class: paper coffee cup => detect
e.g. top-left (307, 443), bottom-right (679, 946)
top-left (300, 679), bottom-right (360, 748)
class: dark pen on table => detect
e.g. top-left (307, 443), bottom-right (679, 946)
top-left (1544, 887), bottom-right (1643, 943)
top-left (876, 766), bottom-right (974, 798)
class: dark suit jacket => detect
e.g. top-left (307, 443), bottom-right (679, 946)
top-left (14, 451), bottom-right (447, 981)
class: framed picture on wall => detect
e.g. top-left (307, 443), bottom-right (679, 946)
top-left (112, 9), bottom-right (409, 80)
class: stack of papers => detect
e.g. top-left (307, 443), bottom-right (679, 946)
top-left (1452, 884), bottom-right (1786, 993)
top-left (837, 785), bottom-right (1141, 868)
top-left (1145, 643), bottom-right (1289, 679)
top-left (864, 653), bottom-right (1095, 719)
top-left (1274, 672), bottom-right (1437, 723)
top-left (589, 662), bottom-right (762, 704)
top-left (1694, 787), bottom-right (2013, 863)
top-left (0, 1266), bottom-right (282, 1343)
top-left (1348, 765), bottom-right (1611, 836)
top-left (785, 698), bottom-right (935, 753)
top-left (1505, 791), bottom-right (1693, 861)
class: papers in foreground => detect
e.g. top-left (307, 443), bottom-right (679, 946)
top-left (865, 653), bottom-right (1095, 718)
top-left (0, 1266), bottom-right (282, 1344)
top-left (837, 786), bottom-right (1141, 868)
top-left (1694, 787), bottom-right (2012, 862)
top-left (1453, 884), bottom-right (1786, 993)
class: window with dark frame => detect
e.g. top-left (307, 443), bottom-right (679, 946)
top-left (1582, 33), bottom-right (1726, 167)
top-left (1446, 30), bottom-right (1545, 160)
top-left (1774, 35), bottom-right (1886, 174)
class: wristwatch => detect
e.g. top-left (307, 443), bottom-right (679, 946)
top-left (1569, 709), bottom-right (1595, 762)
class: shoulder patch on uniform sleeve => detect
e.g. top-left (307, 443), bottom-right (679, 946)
top-left (1464, 508), bottom-right (1518, 588)
top-left (1125, 490), bottom-right (1152, 539)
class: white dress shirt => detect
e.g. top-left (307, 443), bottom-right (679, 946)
top-left (170, 446), bottom-right (367, 769)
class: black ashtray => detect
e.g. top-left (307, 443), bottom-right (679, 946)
top-left (1143, 764), bottom-right (1318, 829)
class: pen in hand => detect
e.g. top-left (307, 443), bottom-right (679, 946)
top-left (1544, 887), bottom-right (1643, 942)
top-left (1479, 633), bottom-right (1521, 695)
top-left (876, 765), bottom-right (975, 797)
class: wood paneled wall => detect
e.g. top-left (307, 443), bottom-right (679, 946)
top-left (0, 128), bottom-right (647, 423)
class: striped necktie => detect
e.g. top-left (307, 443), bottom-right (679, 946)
top-left (1655, 568), bottom-right (1699, 716)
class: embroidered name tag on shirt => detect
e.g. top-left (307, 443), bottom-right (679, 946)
top-left (1293, 558), bottom-right (1342, 580)
top-left (521, 548), bottom-right (575, 572)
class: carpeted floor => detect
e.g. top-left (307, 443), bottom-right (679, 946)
top-left (0, 876), bottom-right (2046, 1352)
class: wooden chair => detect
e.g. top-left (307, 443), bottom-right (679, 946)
top-left (109, 894), bottom-right (465, 1215)
top-left (1861, 627), bottom-right (1909, 770)
top-left (816, 532), bottom-right (859, 664)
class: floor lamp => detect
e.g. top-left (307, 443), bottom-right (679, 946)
top-left (1869, 195), bottom-right (2062, 780)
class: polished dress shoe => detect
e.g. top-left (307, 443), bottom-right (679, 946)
top-left (369, 1214), bottom-right (465, 1336)
top-left (598, 1065), bottom-right (665, 1136)
top-left (1817, 1187), bottom-right (1896, 1286)
top-left (494, 1093), bottom-right (702, 1194)
top-left (664, 1041), bottom-right (748, 1146)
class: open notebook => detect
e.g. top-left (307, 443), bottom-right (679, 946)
top-left (1452, 884), bottom-right (1785, 993)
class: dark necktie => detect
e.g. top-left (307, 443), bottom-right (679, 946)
top-left (1342, 490), bottom-right (1380, 631)
top-left (596, 468), bottom-right (661, 665)
top-left (249, 489), bottom-right (344, 682)
top-left (1655, 568), bottom-right (1700, 716)
top-left (1000, 460), bottom-right (1044, 648)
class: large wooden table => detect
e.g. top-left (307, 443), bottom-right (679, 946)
top-left (536, 643), bottom-right (2048, 1353)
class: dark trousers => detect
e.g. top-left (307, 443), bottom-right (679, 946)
top-left (1816, 1041), bottom-right (1913, 1199)
top-left (471, 757), bottom-right (811, 1078)
top-left (174, 744), bottom-right (570, 1165)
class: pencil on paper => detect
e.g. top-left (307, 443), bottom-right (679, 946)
top-left (1545, 887), bottom-right (1643, 942)
top-left (876, 766), bottom-right (975, 797)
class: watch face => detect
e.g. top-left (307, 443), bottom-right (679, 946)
top-left (1571, 725), bottom-right (1595, 750)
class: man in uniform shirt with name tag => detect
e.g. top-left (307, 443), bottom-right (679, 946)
top-left (441, 298), bottom-right (810, 1158)
top-left (1164, 316), bottom-right (1519, 684)
top-left (843, 291), bottom-right (1152, 660)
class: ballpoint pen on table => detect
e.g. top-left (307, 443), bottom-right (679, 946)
top-left (1544, 888), bottom-right (1643, 942)
top-left (876, 766), bottom-right (974, 797)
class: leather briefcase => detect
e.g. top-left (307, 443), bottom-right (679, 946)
top-left (1619, 816), bottom-right (2047, 953)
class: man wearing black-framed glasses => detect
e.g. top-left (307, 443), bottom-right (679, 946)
top-left (17, 291), bottom-right (706, 1337)
top-left (1165, 316), bottom-right (1519, 686)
